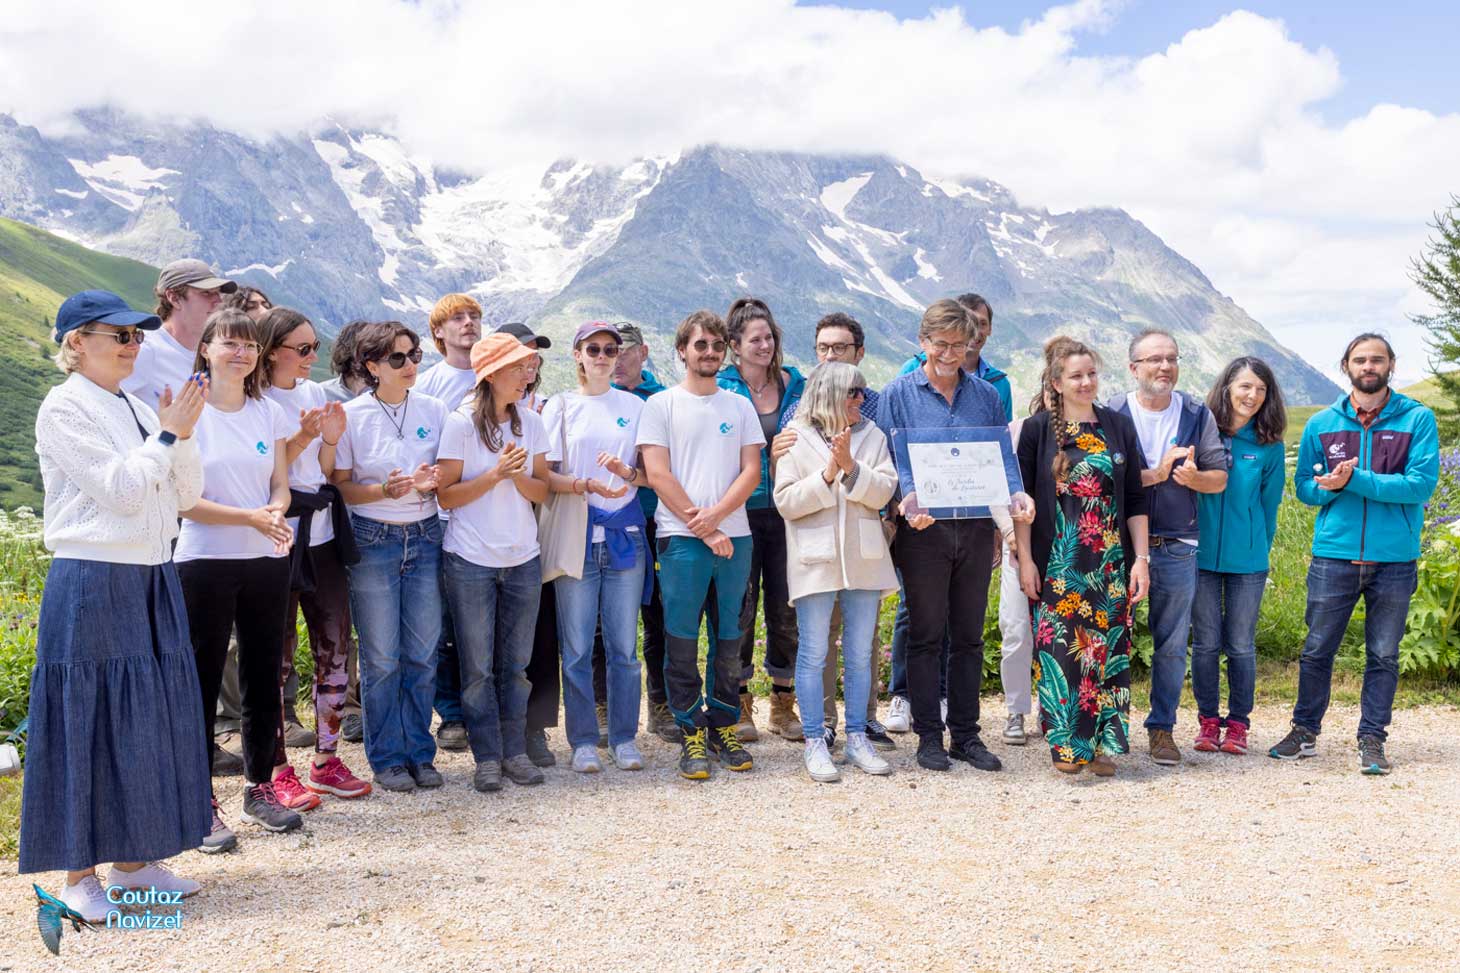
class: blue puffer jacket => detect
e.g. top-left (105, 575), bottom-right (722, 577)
top-left (1295, 391), bottom-right (1440, 563)
top-left (898, 353), bottom-right (1013, 422)
top-left (1196, 420), bottom-right (1285, 574)
top-left (716, 364), bottom-right (806, 510)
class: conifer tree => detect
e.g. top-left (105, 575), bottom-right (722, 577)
top-left (1410, 196), bottom-right (1460, 435)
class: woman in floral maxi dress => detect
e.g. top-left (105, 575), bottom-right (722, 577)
top-left (1015, 337), bottom-right (1150, 776)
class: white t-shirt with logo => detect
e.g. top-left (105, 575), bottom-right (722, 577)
top-left (635, 386), bottom-right (764, 539)
top-left (438, 405), bottom-right (548, 568)
top-left (542, 389), bottom-right (644, 544)
top-left (336, 391), bottom-right (449, 524)
top-left (416, 361), bottom-right (477, 411)
top-left (175, 396), bottom-right (293, 562)
top-left (265, 379), bottom-right (333, 546)
top-left (120, 327), bottom-right (196, 412)
top-left (1127, 391), bottom-right (1185, 469)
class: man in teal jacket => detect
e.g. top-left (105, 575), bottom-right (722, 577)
top-left (897, 292), bottom-right (1013, 421)
top-left (1271, 334), bottom-right (1439, 774)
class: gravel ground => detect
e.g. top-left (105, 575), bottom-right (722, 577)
top-left (1, 700), bottom-right (1456, 973)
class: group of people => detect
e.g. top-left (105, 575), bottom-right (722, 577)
top-left (19, 257), bottom-right (1440, 922)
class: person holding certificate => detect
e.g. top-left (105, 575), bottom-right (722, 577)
top-left (1014, 337), bottom-right (1150, 777)
top-left (876, 299), bottom-right (1034, 773)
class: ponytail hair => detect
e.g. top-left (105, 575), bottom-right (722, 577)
top-left (1031, 336), bottom-right (1101, 481)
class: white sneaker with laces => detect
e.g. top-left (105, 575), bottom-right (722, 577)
top-left (940, 697), bottom-right (949, 723)
top-left (884, 696), bottom-right (912, 733)
top-left (610, 742), bottom-right (644, 771)
top-left (844, 732), bottom-right (893, 776)
top-left (108, 860), bottom-right (202, 897)
top-left (1003, 713), bottom-right (1027, 745)
top-left (571, 745), bottom-right (603, 773)
top-left (59, 874), bottom-right (111, 922)
top-left (803, 736), bottom-right (841, 783)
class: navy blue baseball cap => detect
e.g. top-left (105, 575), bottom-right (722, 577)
top-left (54, 290), bottom-right (162, 342)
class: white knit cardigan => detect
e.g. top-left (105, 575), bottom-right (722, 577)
top-left (35, 372), bottom-right (203, 565)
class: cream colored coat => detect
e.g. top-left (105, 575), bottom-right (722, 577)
top-left (772, 419), bottom-right (899, 604)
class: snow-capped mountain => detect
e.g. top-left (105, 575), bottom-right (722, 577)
top-left (0, 110), bottom-right (1338, 402)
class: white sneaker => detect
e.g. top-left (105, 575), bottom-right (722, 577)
top-left (571, 745), bottom-right (603, 773)
top-left (1003, 713), bottom-right (1027, 745)
top-left (803, 736), bottom-right (840, 783)
top-left (59, 874), bottom-right (111, 922)
top-left (940, 697), bottom-right (948, 723)
top-left (884, 696), bottom-right (912, 733)
top-left (611, 742), bottom-right (644, 771)
top-left (108, 860), bottom-right (201, 898)
top-left (844, 732), bottom-right (893, 776)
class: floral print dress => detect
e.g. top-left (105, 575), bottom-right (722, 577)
top-left (1032, 421), bottom-right (1132, 764)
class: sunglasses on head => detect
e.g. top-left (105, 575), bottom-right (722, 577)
top-left (384, 348), bottom-right (424, 369)
top-left (581, 342), bottom-right (620, 359)
top-left (691, 339), bottom-right (727, 353)
top-left (77, 328), bottom-right (145, 346)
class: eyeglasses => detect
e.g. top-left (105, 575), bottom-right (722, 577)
top-left (1132, 355), bottom-right (1181, 366)
top-left (385, 348), bottom-right (424, 369)
top-left (581, 342), bottom-right (620, 359)
top-left (847, 387), bottom-right (867, 400)
top-left (925, 339), bottom-right (974, 356)
top-left (816, 341), bottom-right (860, 356)
top-left (215, 339), bottom-right (261, 356)
top-left (285, 341), bottom-right (321, 357)
top-left (690, 339), bottom-right (727, 353)
top-left (77, 328), bottom-right (145, 345)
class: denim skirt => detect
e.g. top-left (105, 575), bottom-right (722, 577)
top-left (19, 558), bottom-right (212, 873)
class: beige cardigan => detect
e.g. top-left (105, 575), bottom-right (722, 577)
top-left (772, 420), bottom-right (899, 604)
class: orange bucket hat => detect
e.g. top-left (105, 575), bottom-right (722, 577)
top-left (470, 332), bottom-right (537, 383)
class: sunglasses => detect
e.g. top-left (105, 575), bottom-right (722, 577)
top-left (284, 341), bottom-right (321, 357)
top-left (383, 348), bottom-right (424, 369)
top-left (581, 342), bottom-right (620, 359)
top-left (847, 387), bottom-right (867, 399)
top-left (690, 339), bottom-right (727, 353)
top-left (77, 328), bottom-right (145, 345)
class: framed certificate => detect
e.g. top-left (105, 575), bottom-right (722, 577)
top-left (891, 426), bottom-right (1024, 519)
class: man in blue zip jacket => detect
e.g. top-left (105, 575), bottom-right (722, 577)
top-left (1271, 334), bottom-right (1439, 775)
top-left (897, 292), bottom-right (1013, 422)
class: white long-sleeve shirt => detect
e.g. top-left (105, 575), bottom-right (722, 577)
top-left (36, 372), bottom-right (203, 565)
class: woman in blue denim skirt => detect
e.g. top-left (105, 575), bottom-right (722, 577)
top-left (436, 333), bottom-right (552, 793)
top-left (542, 323), bottom-right (649, 775)
top-left (21, 291), bottom-right (213, 920)
top-left (1192, 357), bottom-right (1287, 756)
top-left (330, 322), bottom-right (448, 794)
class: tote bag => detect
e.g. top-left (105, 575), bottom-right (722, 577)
top-left (537, 394), bottom-right (588, 582)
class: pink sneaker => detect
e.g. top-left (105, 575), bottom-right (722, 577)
top-left (306, 755), bottom-right (373, 799)
top-left (271, 766), bottom-right (322, 811)
top-left (1193, 716), bottom-right (1222, 752)
top-left (1220, 721), bottom-right (1249, 755)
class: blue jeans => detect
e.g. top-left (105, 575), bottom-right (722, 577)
top-left (1191, 569), bottom-right (1266, 726)
top-left (442, 552), bottom-right (542, 763)
top-left (794, 588), bottom-right (881, 738)
top-left (554, 540), bottom-right (646, 749)
top-left (1293, 557), bottom-right (1416, 741)
top-left (658, 534), bottom-right (753, 729)
top-left (889, 565), bottom-right (948, 699)
top-left (1144, 538), bottom-right (1199, 732)
top-left (433, 595), bottom-right (462, 723)
top-left (347, 515), bottom-right (443, 774)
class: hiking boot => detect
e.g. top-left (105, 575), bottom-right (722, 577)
top-left (611, 742), bottom-right (645, 771)
top-left (436, 719), bottom-right (468, 752)
top-left (595, 703), bottom-right (610, 748)
top-left (240, 782), bottom-right (303, 833)
top-left (306, 756), bottom-right (372, 798)
top-left (949, 734), bottom-right (1003, 772)
top-left (803, 735), bottom-right (840, 783)
top-left (1268, 724), bottom-right (1317, 761)
top-left (1090, 754), bottom-right (1117, 777)
top-left (1358, 735), bottom-right (1391, 776)
top-left (1220, 721), bottom-right (1250, 755)
top-left (1003, 713), bottom-right (1027, 746)
top-left (708, 726), bottom-right (753, 771)
top-left (409, 762), bottom-right (444, 788)
top-left (525, 729), bottom-right (556, 768)
top-left (679, 728), bottom-right (711, 780)
top-left (502, 754), bottom-right (545, 786)
top-left (107, 861), bottom-right (201, 898)
top-left (572, 745), bottom-right (603, 773)
top-left (649, 700), bottom-right (682, 743)
top-left (1193, 716), bottom-right (1222, 752)
top-left (735, 693), bottom-right (760, 742)
top-left (59, 874), bottom-right (111, 922)
top-left (210, 743), bottom-right (244, 776)
top-left (1148, 729), bottom-right (1181, 766)
top-left (472, 760), bottom-right (502, 793)
top-left (769, 691), bottom-right (804, 741)
top-left (271, 766), bottom-right (322, 811)
top-left (844, 732), bottom-right (893, 776)
top-left (341, 712), bottom-right (364, 743)
top-left (864, 719), bottom-right (897, 752)
top-left (916, 735), bottom-right (951, 771)
top-left (884, 696), bottom-right (912, 733)
top-left (284, 719), bottom-right (316, 750)
top-left (199, 798), bottom-right (237, 854)
top-left (373, 765), bottom-right (417, 792)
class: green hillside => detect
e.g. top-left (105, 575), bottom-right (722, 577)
top-left (0, 218), bottom-right (158, 508)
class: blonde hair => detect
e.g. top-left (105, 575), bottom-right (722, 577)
top-left (917, 299), bottom-right (975, 343)
top-left (51, 330), bottom-right (83, 374)
top-left (798, 361), bottom-right (866, 437)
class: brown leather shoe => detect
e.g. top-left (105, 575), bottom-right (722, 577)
top-left (1148, 729), bottom-right (1181, 766)
top-left (735, 693), bottom-right (760, 742)
top-left (1053, 759), bottom-right (1082, 775)
top-left (769, 691), bottom-right (804, 741)
top-left (1090, 754), bottom-right (1117, 777)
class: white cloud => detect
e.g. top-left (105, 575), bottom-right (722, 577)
top-left (2, 0), bottom-right (1456, 381)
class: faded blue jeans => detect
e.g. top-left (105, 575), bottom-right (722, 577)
top-left (554, 540), bottom-right (646, 750)
top-left (1292, 557), bottom-right (1416, 741)
top-left (1144, 538), bottom-right (1199, 733)
top-left (1191, 569), bottom-right (1267, 727)
top-left (442, 552), bottom-right (542, 763)
top-left (347, 515), bottom-right (443, 774)
top-left (794, 588), bottom-right (882, 738)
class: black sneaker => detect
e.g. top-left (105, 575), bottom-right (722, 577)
top-left (916, 735), bottom-right (951, 771)
top-left (949, 734), bottom-right (1002, 772)
top-left (210, 743), bottom-right (244, 776)
top-left (865, 720), bottom-right (897, 752)
top-left (240, 782), bottom-right (303, 833)
top-left (525, 729), bottom-right (557, 768)
top-left (341, 713), bottom-right (364, 743)
top-left (679, 728), bottom-right (711, 780)
top-left (1358, 735), bottom-right (1391, 775)
top-left (708, 726), bottom-right (753, 772)
top-left (435, 720), bottom-right (468, 752)
top-left (1268, 724), bottom-right (1318, 760)
top-left (410, 762), bottom-right (444, 788)
top-left (822, 723), bottom-right (837, 751)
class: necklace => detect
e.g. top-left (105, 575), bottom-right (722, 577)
top-left (375, 390), bottom-right (409, 440)
top-left (743, 368), bottom-right (774, 397)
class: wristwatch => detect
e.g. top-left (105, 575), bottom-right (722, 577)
top-left (1135, 553), bottom-right (1151, 562)
top-left (158, 431), bottom-right (177, 447)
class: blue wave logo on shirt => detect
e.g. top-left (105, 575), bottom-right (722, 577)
top-left (416, 426), bottom-right (430, 439)
top-left (719, 422), bottom-right (732, 435)
top-left (255, 441), bottom-right (268, 455)
top-left (616, 417), bottom-right (629, 427)
top-left (950, 447), bottom-right (960, 457)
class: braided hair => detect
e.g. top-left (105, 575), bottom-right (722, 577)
top-left (1030, 336), bottom-right (1101, 482)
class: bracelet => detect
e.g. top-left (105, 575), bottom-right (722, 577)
top-left (1135, 553), bottom-right (1151, 562)
top-left (322, 436), bottom-right (339, 446)
top-left (380, 481), bottom-right (389, 499)
top-left (626, 467), bottom-right (638, 484)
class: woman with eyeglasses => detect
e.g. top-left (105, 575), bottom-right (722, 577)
top-left (717, 297), bottom-right (806, 742)
top-left (773, 362), bottom-right (898, 782)
top-left (22, 291), bottom-right (211, 920)
top-left (540, 323), bottom-right (648, 774)
top-left (329, 322), bottom-right (447, 794)
top-left (255, 308), bottom-right (372, 805)
top-left (175, 309), bottom-right (302, 841)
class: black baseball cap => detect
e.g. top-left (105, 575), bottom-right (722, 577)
top-left (495, 322), bottom-right (552, 349)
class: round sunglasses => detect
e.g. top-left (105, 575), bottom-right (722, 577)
top-left (77, 328), bottom-right (145, 345)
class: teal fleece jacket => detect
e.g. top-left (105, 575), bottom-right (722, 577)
top-left (898, 353), bottom-right (1013, 422)
top-left (716, 364), bottom-right (807, 510)
top-left (1294, 391), bottom-right (1440, 564)
top-left (1196, 420), bottom-right (1285, 573)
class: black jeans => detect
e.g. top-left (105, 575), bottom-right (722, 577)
top-left (526, 579), bottom-right (561, 732)
top-left (892, 518), bottom-right (994, 742)
top-left (737, 506), bottom-right (799, 686)
top-left (178, 556), bottom-right (292, 784)
top-left (593, 521), bottom-right (666, 706)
